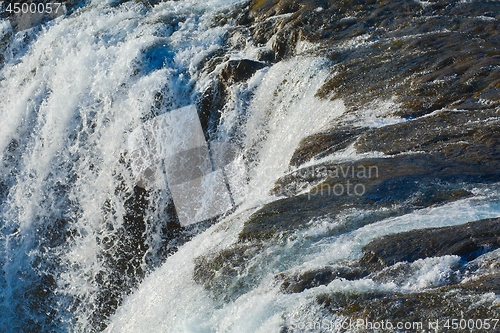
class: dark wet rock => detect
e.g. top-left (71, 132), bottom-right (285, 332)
top-left (187, 0), bottom-right (500, 326)
top-left (355, 109), bottom-right (500, 162)
top-left (2, 0), bottom-right (498, 329)
top-left (360, 218), bottom-right (500, 271)
top-left (458, 273), bottom-right (500, 294)
top-left (220, 59), bottom-right (266, 84)
top-left (256, 48), bottom-right (275, 63)
top-left (291, 108), bottom-right (500, 169)
top-left (271, 29), bottom-right (301, 61)
top-left (315, 289), bottom-right (500, 332)
top-left (249, 0), bottom-right (314, 60)
top-left (269, 106), bottom-right (500, 233)
top-left (277, 219), bottom-right (500, 295)
top-left (247, 0), bottom-right (500, 117)
top-left (244, 150), bottom-right (493, 242)
top-left (197, 80), bottom-right (225, 139)
top-left (207, 0), bottom-right (500, 151)
top-left (369, 259), bottom-right (463, 288)
top-left (466, 249), bottom-right (500, 278)
top-left (290, 127), bottom-right (366, 167)
top-left (186, 2), bottom-right (500, 322)
top-left (196, 49), bottom-right (227, 74)
top-left (317, 28), bottom-right (500, 117)
top-left (277, 265), bottom-right (369, 294)
top-left (249, 0), bottom-right (302, 20)
top-left (194, 170), bottom-right (480, 301)
top-left (193, 243), bottom-right (263, 303)
top-left (198, 59), bottom-right (266, 139)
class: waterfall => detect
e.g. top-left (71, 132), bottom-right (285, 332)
top-left (1, 0), bottom-right (499, 331)
top-left (0, 0), bottom-right (246, 330)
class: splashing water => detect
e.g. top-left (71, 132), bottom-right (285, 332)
top-left (0, 0), bottom-right (247, 330)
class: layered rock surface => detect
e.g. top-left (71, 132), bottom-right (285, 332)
top-left (193, 0), bottom-right (500, 328)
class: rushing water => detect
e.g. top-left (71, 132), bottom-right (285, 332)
top-left (0, 0), bottom-right (249, 330)
top-left (1, 0), bottom-right (499, 332)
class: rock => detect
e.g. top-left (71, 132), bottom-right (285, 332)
top-left (277, 265), bottom-right (369, 294)
top-left (256, 48), bottom-right (275, 62)
top-left (249, 0), bottom-right (318, 60)
top-left (197, 81), bottom-right (225, 139)
top-left (271, 30), bottom-right (300, 61)
top-left (193, 243), bottom-right (263, 303)
top-left (220, 59), bottom-right (266, 84)
top-left (314, 289), bottom-right (500, 332)
top-left (190, 0), bottom-right (500, 321)
top-left (293, 0), bottom-right (500, 117)
top-left (466, 249), bottom-right (500, 277)
top-left (196, 148), bottom-right (498, 300)
top-left (277, 218), bottom-right (500, 295)
top-left (360, 218), bottom-right (500, 271)
top-left (355, 109), bottom-right (500, 165)
top-left (459, 273), bottom-right (500, 294)
top-left (197, 59), bottom-right (266, 139)
top-left (369, 258), bottom-right (463, 288)
top-left (290, 127), bottom-right (365, 167)
top-left (249, 0), bottom-right (302, 20)
top-left (243, 151), bottom-right (493, 242)
top-left (244, 0), bottom-right (500, 168)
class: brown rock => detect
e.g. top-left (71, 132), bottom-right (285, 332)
top-left (360, 218), bottom-right (500, 271)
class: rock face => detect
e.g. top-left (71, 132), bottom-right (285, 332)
top-left (192, 0), bottom-right (500, 327)
top-left (198, 58), bottom-right (268, 139)
top-left (355, 109), bottom-right (500, 161)
top-left (315, 290), bottom-right (500, 333)
top-left (242, 148), bottom-right (498, 242)
top-left (220, 59), bottom-right (266, 85)
top-left (360, 218), bottom-right (500, 271)
top-left (249, 0), bottom-right (500, 116)
top-left (278, 266), bottom-right (369, 294)
top-left (196, 217), bottom-right (500, 291)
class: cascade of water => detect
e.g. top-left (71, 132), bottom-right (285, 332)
top-left (0, 0), bottom-right (246, 330)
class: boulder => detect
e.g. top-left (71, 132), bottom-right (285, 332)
top-left (220, 59), bottom-right (266, 84)
top-left (277, 266), bottom-right (369, 294)
top-left (360, 218), bottom-right (500, 271)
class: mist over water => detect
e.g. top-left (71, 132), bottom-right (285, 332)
top-left (1, 0), bottom-right (499, 332)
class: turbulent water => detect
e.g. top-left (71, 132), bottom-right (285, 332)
top-left (1, 0), bottom-right (499, 332)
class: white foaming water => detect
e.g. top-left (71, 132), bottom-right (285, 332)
top-left (301, 196), bottom-right (500, 268)
top-left (106, 189), bottom-right (500, 332)
top-left (105, 54), bottom-right (349, 329)
top-left (107, 194), bottom-right (500, 333)
top-left (0, 0), bottom-right (246, 331)
top-left (238, 57), bottom-right (346, 208)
